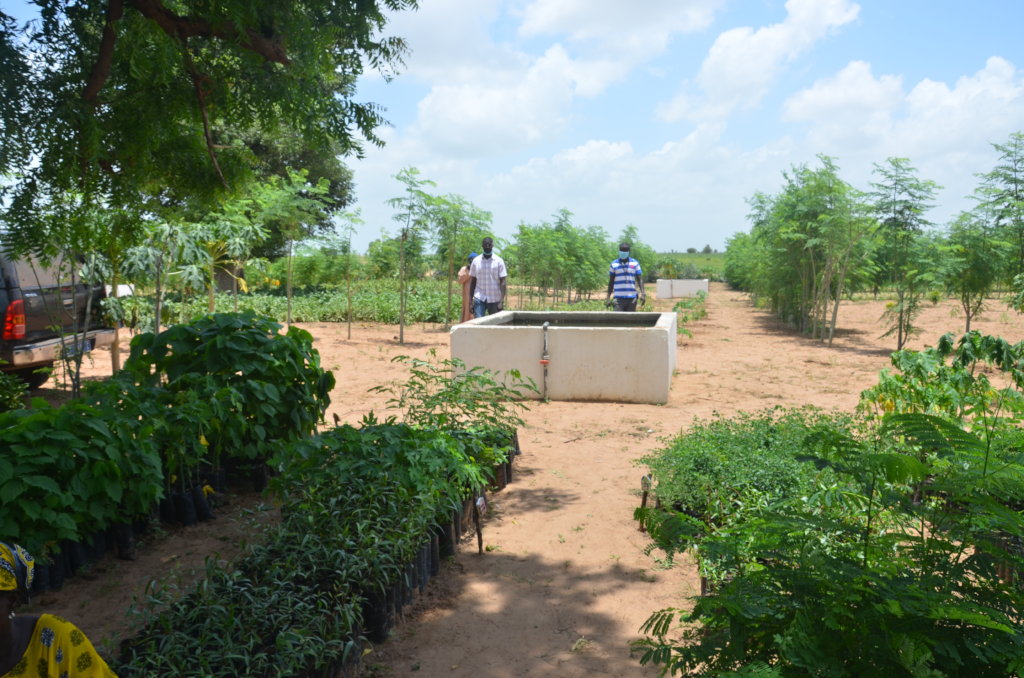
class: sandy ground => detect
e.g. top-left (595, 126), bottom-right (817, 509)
top-left (31, 283), bottom-right (1024, 675)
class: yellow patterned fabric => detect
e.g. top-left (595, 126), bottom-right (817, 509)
top-left (0, 542), bottom-right (33, 593)
top-left (1, 614), bottom-right (117, 678)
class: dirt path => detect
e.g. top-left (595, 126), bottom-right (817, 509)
top-left (326, 284), bottom-right (1024, 677)
top-left (38, 283), bottom-right (1024, 674)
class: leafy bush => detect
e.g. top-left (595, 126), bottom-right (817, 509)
top-left (0, 370), bottom-right (26, 412)
top-left (635, 413), bottom-right (1024, 677)
top-left (638, 408), bottom-right (844, 528)
top-left (0, 311), bottom-right (333, 562)
top-left (0, 398), bottom-right (162, 558)
top-left (374, 351), bottom-right (535, 433)
top-left (115, 312), bottom-right (335, 487)
top-left (370, 351), bottom-right (536, 473)
top-left (117, 478), bottom-right (427, 677)
top-left (160, 281), bottom-right (451, 324)
top-left (635, 344), bottom-right (1024, 677)
top-left (140, 278), bottom-right (659, 327)
top-left (860, 331), bottom-right (1024, 428)
top-left (120, 415), bottom-right (499, 676)
top-left (272, 420), bottom-right (488, 514)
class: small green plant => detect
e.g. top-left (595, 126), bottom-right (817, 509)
top-left (672, 291), bottom-right (707, 335)
top-left (374, 349), bottom-right (536, 433)
top-left (372, 350), bottom-right (537, 471)
top-left (571, 637), bottom-right (592, 653)
top-left (0, 369), bottom-right (26, 412)
top-left (118, 311), bottom-right (335, 488)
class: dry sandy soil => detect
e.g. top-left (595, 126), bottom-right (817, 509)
top-left (28, 283), bottom-right (1024, 676)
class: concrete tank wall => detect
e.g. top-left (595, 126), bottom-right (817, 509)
top-left (656, 279), bottom-right (709, 298)
top-left (450, 311), bottom-right (677, 404)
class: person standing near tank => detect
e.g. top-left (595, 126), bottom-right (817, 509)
top-left (606, 242), bottom-right (645, 311)
top-left (457, 252), bottom-right (477, 323)
top-left (469, 237), bottom-right (507, 317)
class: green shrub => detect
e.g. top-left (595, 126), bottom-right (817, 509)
top-left (638, 407), bottom-right (843, 527)
top-left (672, 291), bottom-right (707, 336)
top-left (0, 370), bottom-right (26, 412)
top-left (0, 398), bottom-right (162, 558)
top-left (117, 312), bottom-right (334, 488)
top-left (635, 412), bottom-right (1024, 677)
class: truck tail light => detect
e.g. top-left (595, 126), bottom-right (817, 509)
top-left (3, 300), bottom-right (25, 340)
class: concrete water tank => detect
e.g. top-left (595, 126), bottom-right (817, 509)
top-left (656, 279), bottom-right (709, 298)
top-left (450, 311), bottom-right (677, 404)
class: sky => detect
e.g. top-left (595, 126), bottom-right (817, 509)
top-left (346, 0), bottom-right (1024, 254)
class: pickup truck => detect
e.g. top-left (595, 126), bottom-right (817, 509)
top-left (0, 252), bottom-right (116, 388)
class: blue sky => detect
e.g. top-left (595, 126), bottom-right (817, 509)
top-left (347, 0), bottom-right (1024, 254)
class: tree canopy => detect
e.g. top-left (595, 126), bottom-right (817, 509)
top-left (0, 0), bottom-right (416, 250)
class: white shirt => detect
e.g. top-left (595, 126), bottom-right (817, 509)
top-left (469, 254), bottom-right (507, 302)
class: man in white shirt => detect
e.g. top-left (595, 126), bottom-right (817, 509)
top-left (469, 237), bottom-right (507, 317)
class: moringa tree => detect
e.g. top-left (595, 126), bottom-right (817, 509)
top-left (870, 157), bottom-right (940, 350)
top-left (976, 131), bottom-right (1024, 283)
top-left (740, 156), bottom-right (871, 342)
top-left (942, 208), bottom-right (1008, 333)
top-left (429, 194), bottom-right (492, 327)
top-left (387, 167), bottom-right (435, 344)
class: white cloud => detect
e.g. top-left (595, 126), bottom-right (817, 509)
top-left (411, 44), bottom-right (575, 156)
top-left (377, 0), bottom-right (511, 81)
top-left (782, 61), bottom-right (903, 148)
top-left (519, 0), bottom-right (721, 44)
top-left (660, 0), bottom-right (860, 121)
top-left (471, 123), bottom-right (778, 244)
top-left (782, 57), bottom-right (1023, 167)
top-left (517, 0), bottom-right (724, 95)
top-left (773, 56), bottom-right (1024, 227)
top-left (901, 57), bottom-right (1024, 150)
top-left (382, 0), bottom-right (731, 158)
top-left (346, 2), bottom-right (1024, 255)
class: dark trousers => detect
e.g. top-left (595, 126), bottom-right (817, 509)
top-left (613, 297), bottom-right (638, 312)
top-left (473, 299), bottom-right (502, 317)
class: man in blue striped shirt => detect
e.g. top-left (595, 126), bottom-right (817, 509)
top-left (605, 242), bottom-right (645, 311)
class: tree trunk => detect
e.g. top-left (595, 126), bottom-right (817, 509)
top-left (153, 260), bottom-right (163, 335)
top-left (207, 257), bottom-right (216, 313)
top-left (398, 226), bottom-right (407, 345)
top-left (346, 253), bottom-right (353, 340)
top-left (286, 240), bottom-right (294, 325)
top-left (109, 275), bottom-right (122, 373)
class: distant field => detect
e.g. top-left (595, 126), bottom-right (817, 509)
top-left (656, 251), bottom-right (725, 281)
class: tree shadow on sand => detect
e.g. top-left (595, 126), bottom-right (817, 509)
top-left (368, 546), bottom-right (673, 677)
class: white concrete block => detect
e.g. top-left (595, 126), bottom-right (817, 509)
top-left (656, 279), bottom-right (709, 298)
top-left (450, 311), bottom-right (677, 404)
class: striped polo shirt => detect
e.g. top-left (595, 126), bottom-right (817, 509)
top-left (610, 257), bottom-right (643, 298)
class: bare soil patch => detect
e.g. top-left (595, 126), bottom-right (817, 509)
top-left (27, 284), bottom-right (1024, 675)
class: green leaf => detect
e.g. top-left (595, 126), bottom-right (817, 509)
top-left (0, 480), bottom-right (26, 503)
top-left (22, 474), bottom-right (61, 495)
top-left (881, 413), bottom-right (986, 457)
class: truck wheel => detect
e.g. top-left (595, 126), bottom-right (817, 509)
top-left (14, 364), bottom-right (53, 389)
